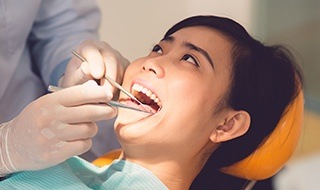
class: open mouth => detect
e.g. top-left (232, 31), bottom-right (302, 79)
top-left (131, 83), bottom-right (162, 113)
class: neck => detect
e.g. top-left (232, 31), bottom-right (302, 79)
top-left (126, 158), bottom-right (199, 189)
top-left (123, 145), bottom-right (215, 190)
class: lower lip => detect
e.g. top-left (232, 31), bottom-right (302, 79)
top-left (124, 99), bottom-right (142, 108)
top-left (117, 99), bottom-right (156, 124)
top-left (122, 98), bottom-right (159, 114)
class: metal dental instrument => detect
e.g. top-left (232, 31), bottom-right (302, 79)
top-left (71, 50), bottom-right (148, 111)
top-left (47, 85), bottom-right (153, 114)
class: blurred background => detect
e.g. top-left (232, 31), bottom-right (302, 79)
top-left (96, 0), bottom-right (319, 188)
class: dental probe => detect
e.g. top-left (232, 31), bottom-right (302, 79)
top-left (47, 85), bottom-right (153, 114)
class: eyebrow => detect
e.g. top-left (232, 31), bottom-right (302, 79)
top-left (161, 36), bottom-right (215, 69)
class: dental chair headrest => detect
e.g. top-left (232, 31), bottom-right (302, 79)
top-left (220, 91), bottom-right (304, 180)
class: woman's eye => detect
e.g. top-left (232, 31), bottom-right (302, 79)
top-left (181, 54), bottom-right (199, 67)
top-left (151, 45), bottom-right (163, 54)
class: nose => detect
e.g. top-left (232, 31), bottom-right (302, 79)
top-left (142, 57), bottom-right (165, 78)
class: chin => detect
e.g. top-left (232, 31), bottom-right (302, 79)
top-left (114, 106), bottom-right (164, 144)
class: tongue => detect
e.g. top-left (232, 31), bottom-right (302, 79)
top-left (133, 92), bottom-right (159, 113)
top-left (136, 92), bottom-right (153, 104)
top-left (126, 99), bottom-right (155, 114)
top-left (134, 92), bottom-right (159, 113)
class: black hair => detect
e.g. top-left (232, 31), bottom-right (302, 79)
top-left (164, 15), bottom-right (303, 189)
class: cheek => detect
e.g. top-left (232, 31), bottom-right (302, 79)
top-left (122, 60), bottom-right (143, 84)
top-left (125, 60), bottom-right (141, 74)
top-left (168, 79), bottom-right (214, 123)
top-left (168, 75), bottom-right (212, 107)
top-left (167, 75), bottom-right (226, 129)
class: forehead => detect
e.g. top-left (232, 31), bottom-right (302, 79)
top-left (171, 26), bottom-right (232, 53)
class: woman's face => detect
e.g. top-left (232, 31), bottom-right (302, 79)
top-left (115, 26), bottom-right (233, 158)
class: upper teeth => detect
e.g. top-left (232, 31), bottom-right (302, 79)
top-left (131, 83), bottom-right (161, 106)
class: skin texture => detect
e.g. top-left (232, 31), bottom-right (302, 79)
top-left (114, 26), bottom-right (250, 190)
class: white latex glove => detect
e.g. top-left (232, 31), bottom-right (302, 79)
top-left (60, 40), bottom-right (130, 95)
top-left (0, 81), bottom-right (116, 175)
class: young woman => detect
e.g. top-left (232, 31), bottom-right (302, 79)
top-left (0, 15), bottom-right (302, 190)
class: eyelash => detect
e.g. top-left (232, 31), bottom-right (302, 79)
top-left (151, 44), bottom-right (200, 67)
top-left (181, 54), bottom-right (199, 67)
top-left (151, 44), bottom-right (163, 54)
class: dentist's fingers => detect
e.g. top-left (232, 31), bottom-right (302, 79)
top-left (99, 45), bottom-right (128, 95)
top-left (60, 39), bottom-right (129, 95)
top-left (101, 49), bottom-right (118, 82)
top-left (53, 122), bottom-right (98, 141)
top-left (62, 103), bottom-right (118, 123)
top-left (79, 41), bottom-right (106, 79)
top-left (59, 139), bottom-right (94, 158)
top-left (53, 80), bottom-right (113, 107)
top-left (59, 56), bottom-right (93, 88)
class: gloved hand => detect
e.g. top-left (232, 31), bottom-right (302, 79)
top-left (0, 80), bottom-right (116, 175)
top-left (60, 40), bottom-right (130, 96)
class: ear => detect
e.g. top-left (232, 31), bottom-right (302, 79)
top-left (210, 111), bottom-right (251, 143)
